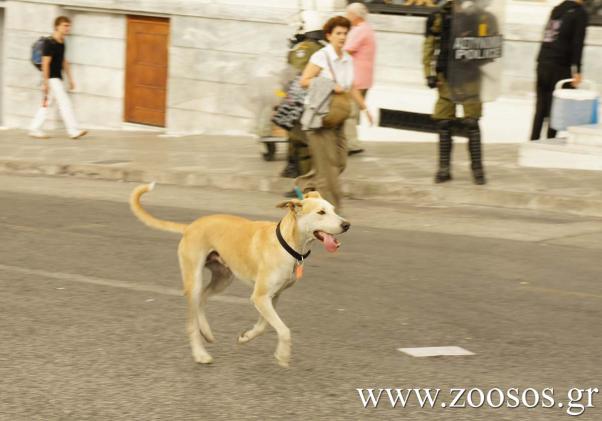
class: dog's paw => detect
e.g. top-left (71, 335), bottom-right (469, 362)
top-left (274, 352), bottom-right (290, 368)
top-left (192, 347), bottom-right (213, 364)
top-left (238, 331), bottom-right (252, 344)
top-left (193, 352), bottom-right (214, 364)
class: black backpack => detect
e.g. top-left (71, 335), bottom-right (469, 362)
top-left (31, 36), bottom-right (49, 70)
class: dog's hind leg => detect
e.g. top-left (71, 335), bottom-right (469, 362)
top-left (238, 294), bottom-right (279, 344)
top-left (179, 244), bottom-right (213, 364)
top-left (197, 263), bottom-right (233, 343)
top-left (194, 267), bottom-right (214, 344)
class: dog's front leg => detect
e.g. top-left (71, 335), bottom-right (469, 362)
top-left (251, 289), bottom-right (291, 368)
top-left (238, 294), bottom-right (279, 344)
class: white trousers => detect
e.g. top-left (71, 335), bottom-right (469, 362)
top-left (30, 78), bottom-right (80, 136)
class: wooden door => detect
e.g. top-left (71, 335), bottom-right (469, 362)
top-left (124, 16), bottom-right (169, 127)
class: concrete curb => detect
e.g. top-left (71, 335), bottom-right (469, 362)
top-left (1, 158), bottom-right (601, 218)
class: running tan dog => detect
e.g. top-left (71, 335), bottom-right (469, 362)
top-left (130, 182), bottom-right (350, 367)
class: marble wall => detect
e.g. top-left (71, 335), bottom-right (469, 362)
top-left (167, 14), bottom-right (291, 134)
top-left (1, 0), bottom-right (601, 136)
top-left (0, 6), bottom-right (4, 125)
top-left (66, 12), bottom-right (125, 129)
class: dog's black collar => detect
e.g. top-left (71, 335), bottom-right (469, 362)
top-left (276, 221), bottom-right (310, 263)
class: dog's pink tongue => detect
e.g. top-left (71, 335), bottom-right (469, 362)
top-left (321, 233), bottom-right (338, 253)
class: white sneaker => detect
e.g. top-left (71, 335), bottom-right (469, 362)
top-left (29, 131), bottom-right (50, 139)
top-left (70, 130), bottom-right (88, 139)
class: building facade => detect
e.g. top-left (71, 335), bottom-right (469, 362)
top-left (0, 0), bottom-right (600, 138)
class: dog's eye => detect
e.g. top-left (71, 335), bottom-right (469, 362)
top-left (317, 210), bottom-right (326, 215)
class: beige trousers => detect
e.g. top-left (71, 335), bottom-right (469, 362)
top-left (295, 125), bottom-right (347, 210)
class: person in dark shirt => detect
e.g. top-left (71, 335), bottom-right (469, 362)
top-left (29, 16), bottom-right (87, 139)
top-left (530, 0), bottom-right (588, 140)
top-left (44, 37), bottom-right (65, 80)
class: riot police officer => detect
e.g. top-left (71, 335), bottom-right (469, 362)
top-left (423, 0), bottom-right (502, 185)
top-left (279, 12), bottom-right (326, 179)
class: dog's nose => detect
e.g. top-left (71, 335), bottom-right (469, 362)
top-left (341, 221), bottom-right (351, 232)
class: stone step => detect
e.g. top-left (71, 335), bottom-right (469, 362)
top-left (567, 124), bottom-right (602, 147)
top-left (519, 138), bottom-right (602, 171)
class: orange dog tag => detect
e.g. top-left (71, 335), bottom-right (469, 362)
top-left (295, 263), bottom-right (304, 280)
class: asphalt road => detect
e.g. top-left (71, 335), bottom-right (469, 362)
top-left (0, 176), bottom-right (601, 420)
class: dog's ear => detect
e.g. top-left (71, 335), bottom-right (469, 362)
top-left (276, 199), bottom-right (303, 212)
top-left (304, 191), bottom-right (322, 200)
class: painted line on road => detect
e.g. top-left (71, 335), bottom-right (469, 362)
top-left (521, 285), bottom-right (602, 300)
top-left (0, 263), bottom-right (249, 304)
top-left (398, 346), bottom-right (475, 357)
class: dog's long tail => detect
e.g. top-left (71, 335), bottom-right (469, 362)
top-left (129, 182), bottom-right (187, 234)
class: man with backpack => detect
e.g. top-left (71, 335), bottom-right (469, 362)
top-left (29, 16), bottom-right (87, 139)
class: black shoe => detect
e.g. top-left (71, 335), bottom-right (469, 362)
top-left (348, 149), bottom-right (364, 156)
top-left (472, 169), bottom-right (486, 185)
top-left (280, 162), bottom-right (299, 178)
top-left (283, 189), bottom-right (297, 198)
top-left (434, 168), bottom-right (452, 183)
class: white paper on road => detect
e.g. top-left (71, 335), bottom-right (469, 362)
top-left (398, 346), bottom-right (474, 357)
